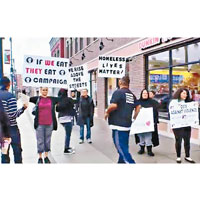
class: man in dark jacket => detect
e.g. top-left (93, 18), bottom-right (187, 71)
top-left (0, 76), bottom-right (27, 163)
top-left (77, 89), bottom-right (94, 144)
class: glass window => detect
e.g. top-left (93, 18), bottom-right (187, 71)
top-left (75, 38), bottom-right (78, 54)
top-left (148, 51), bottom-right (169, 69)
top-left (87, 38), bottom-right (91, 46)
top-left (188, 42), bottom-right (200, 63)
top-left (172, 46), bottom-right (187, 65)
top-left (80, 38), bottom-right (83, 50)
top-left (107, 78), bottom-right (117, 107)
top-left (57, 50), bottom-right (60, 57)
top-left (66, 41), bottom-right (69, 58)
top-left (93, 37), bottom-right (97, 41)
top-left (70, 38), bottom-right (73, 57)
top-left (173, 66), bottom-right (200, 103)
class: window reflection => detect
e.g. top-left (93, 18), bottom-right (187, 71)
top-left (149, 51), bottom-right (169, 69)
top-left (188, 42), bottom-right (200, 63)
top-left (172, 46), bottom-right (187, 65)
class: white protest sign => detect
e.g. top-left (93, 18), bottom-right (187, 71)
top-left (98, 55), bottom-right (126, 78)
top-left (130, 107), bottom-right (154, 135)
top-left (67, 64), bottom-right (90, 90)
top-left (23, 55), bottom-right (69, 88)
top-left (169, 100), bottom-right (199, 129)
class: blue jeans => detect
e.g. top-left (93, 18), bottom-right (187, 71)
top-left (80, 117), bottom-right (91, 140)
top-left (62, 122), bottom-right (73, 149)
top-left (112, 129), bottom-right (135, 164)
top-left (138, 132), bottom-right (152, 146)
top-left (1, 126), bottom-right (22, 164)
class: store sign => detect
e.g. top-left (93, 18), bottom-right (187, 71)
top-left (130, 107), bottom-right (154, 135)
top-left (67, 64), bottom-right (89, 90)
top-left (139, 37), bottom-right (175, 50)
top-left (150, 74), bottom-right (183, 84)
top-left (98, 55), bottom-right (126, 78)
top-left (4, 50), bottom-right (11, 64)
top-left (169, 100), bottom-right (199, 129)
top-left (23, 55), bottom-right (69, 88)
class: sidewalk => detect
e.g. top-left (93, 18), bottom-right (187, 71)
top-left (15, 101), bottom-right (200, 164)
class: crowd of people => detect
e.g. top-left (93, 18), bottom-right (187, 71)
top-left (0, 75), bottom-right (197, 164)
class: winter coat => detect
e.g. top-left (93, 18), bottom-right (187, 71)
top-left (30, 96), bottom-right (60, 130)
top-left (77, 96), bottom-right (94, 127)
top-left (135, 98), bottom-right (160, 147)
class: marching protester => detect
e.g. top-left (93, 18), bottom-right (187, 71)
top-left (0, 99), bottom-right (11, 161)
top-left (77, 89), bottom-right (94, 144)
top-left (135, 89), bottom-right (160, 156)
top-left (56, 89), bottom-right (76, 154)
top-left (169, 88), bottom-right (195, 163)
top-left (30, 87), bottom-right (60, 164)
top-left (149, 90), bottom-right (156, 99)
top-left (105, 76), bottom-right (140, 164)
top-left (0, 76), bottom-right (27, 163)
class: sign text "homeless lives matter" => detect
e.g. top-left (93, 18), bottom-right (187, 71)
top-left (23, 55), bottom-right (69, 88)
top-left (98, 56), bottom-right (126, 78)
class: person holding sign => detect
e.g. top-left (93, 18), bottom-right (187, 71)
top-left (105, 76), bottom-right (140, 164)
top-left (135, 89), bottom-right (160, 156)
top-left (30, 87), bottom-right (60, 164)
top-left (169, 88), bottom-right (195, 163)
top-left (56, 89), bottom-right (76, 154)
top-left (77, 89), bottom-right (94, 144)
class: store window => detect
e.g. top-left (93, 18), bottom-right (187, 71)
top-left (106, 78), bottom-right (118, 107)
top-left (188, 42), bottom-right (200, 63)
top-left (148, 51), bottom-right (169, 69)
top-left (172, 46), bottom-right (187, 65)
top-left (87, 38), bottom-right (91, 46)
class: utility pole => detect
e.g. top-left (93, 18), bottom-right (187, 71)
top-left (10, 37), bottom-right (14, 94)
top-left (0, 37), bottom-right (4, 81)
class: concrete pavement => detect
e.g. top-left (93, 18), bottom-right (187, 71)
top-left (9, 100), bottom-right (200, 164)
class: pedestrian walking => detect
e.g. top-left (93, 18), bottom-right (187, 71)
top-left (56, 89), bottom-right (76, 154)
top-left (29, 87), bottom-right (60, 164)
top-left (0, 76), bottom-right (27, 163)
top-left (169, 88), bottom-right (195, 163)
top-left (77, 89), bottom-right (94, 144)
top-left (105, 76), bottom-right (140, 164)
top-left (135, 89), bottom-right (160, 156)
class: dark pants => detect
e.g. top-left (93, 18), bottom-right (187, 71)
top-left (173, 127), bottom-right (191, 157)
top-left (62, 122), bottom-right (73, 149)
top-left (112, 130), bottom-right (135, 164)
top-left (1, 126), bottom-right (22, 163)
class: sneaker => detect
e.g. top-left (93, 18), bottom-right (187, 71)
top-left (79, 139), bottom-right (84, 144)
top-left (44, 157), bottom-right (51, 164)
top-left (64, 148), bottom-right (75, 155)
top-left (38, 158), bottom-right (43, 164)
top-left (87, 138), bottom-right (92, 144)
top-left (176, 157), bottom-right (181, 163)
top-left (185, 157), bottom-right (195, 163)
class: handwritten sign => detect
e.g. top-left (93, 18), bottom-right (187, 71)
top-left (169, 100), bottom-right (199, 129)
top-left (130, 107), bottom-right (154, 135)
top-left (67, 64), bottom-right (89, 90)
top-left (98, 55), bottom-right (126, 78)
top-left (23, 55), bottom-right (69, 88)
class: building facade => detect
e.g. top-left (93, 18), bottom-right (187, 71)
top-left (50, 37), bottom-right (200, 144)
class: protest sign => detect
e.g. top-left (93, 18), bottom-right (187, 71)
top-left (130, 107), bottom-right (154, 135)
top-left (169, 100), bottom-right (199, 129)
top-left (67, 64), bottom-right (89, 90)
top-left (98, 55), bottom-right (126, 78)
top-left (23, 55), bottom-right (69, 88)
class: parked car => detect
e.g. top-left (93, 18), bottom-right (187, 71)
top-left (154, 93), bottom-right (171, 112)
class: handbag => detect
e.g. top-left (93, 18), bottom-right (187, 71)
top-left (32, 97), bottom-right (40, 115)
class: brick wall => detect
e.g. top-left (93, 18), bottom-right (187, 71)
top-left (129, 55), bottom-right (145, 98)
